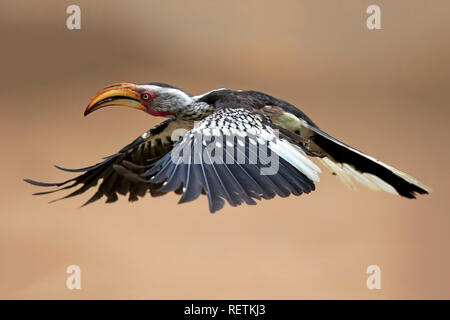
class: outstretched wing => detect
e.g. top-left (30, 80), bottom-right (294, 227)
top-left (25, 119), bottom-right (193, 206)
top-left (141, 107), bottom-right (321, 213)
top-left (26, 108), bottom-right (321, 212)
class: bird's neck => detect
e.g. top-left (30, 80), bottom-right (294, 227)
top-left (174, 101), bottom-right (214, 121)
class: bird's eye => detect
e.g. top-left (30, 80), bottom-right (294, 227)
top-left (140, 91), bottom-right (155, 104)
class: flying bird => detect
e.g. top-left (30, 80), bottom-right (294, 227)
top-left (25, 82), bottom-right (430, 212)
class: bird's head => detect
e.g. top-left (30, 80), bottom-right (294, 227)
top-left (84, 82), bottom-right (193, 117)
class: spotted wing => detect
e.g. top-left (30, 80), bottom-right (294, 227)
top-left (142, 108), bottom-right (321, 213)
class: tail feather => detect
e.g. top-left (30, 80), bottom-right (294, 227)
top-left (305, 124), bottom-right (430, 198)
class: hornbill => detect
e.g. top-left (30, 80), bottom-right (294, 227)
top-left (25, 82), bottom-right (430, 213)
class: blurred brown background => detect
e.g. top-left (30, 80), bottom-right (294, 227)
top-left (0, 0), bottom-right (449, 299)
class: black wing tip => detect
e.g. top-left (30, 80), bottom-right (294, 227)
top-left (397, 183), bottom-right (430, 199)
top-left (417, 185), bottom-right (430, 195)
top-left (54, 164), bottom-right (88, 173)
top-left (24, 178), bottom-right (56, 187)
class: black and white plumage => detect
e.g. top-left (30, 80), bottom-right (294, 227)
top-left (25, 83), bottom-right (430, 213)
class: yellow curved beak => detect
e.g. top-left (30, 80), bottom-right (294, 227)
top-left (84, 83), bottom-right (145, 116)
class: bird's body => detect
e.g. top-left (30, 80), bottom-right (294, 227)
top-left (25, 83), bottom-right (430, 212)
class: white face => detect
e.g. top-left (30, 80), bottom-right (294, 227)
top-left (136, 84), bottom-right (193, 113)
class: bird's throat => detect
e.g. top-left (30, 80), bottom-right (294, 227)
top-left (146, 109), bottom-right (172, 116)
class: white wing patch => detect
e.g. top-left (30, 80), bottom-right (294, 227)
top-left (270, 139), bottom-right (321, 182)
